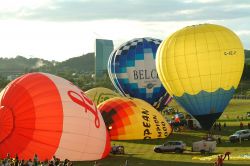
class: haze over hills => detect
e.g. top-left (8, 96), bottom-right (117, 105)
top-left (0, 53), bottom-right (95, 74)
top-left (0, 50), bottom-right (249, 75)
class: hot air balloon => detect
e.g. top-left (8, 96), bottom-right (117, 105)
top-left (0, 73), bottom-right (110, 161)
top-left (85, 87), bottom-right (120, 106)
top-left (156, 24), bottom-right (245, 130)
top-left (108, 37), bottom-right (171, 108)
top-left (98, 97), bottom-right (172, 140)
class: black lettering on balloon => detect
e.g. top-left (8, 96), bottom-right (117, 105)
top-left (142, 108), bottom-right (151, 139)
top-left (143, 121), bottom-right (151, 128)
top-left (139, 70), bottom-right (144, 79)
top-left (133, 70), bottom-right (139, 80)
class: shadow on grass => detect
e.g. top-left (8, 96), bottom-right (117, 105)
top-left (74, 155), bottom-right (250, 166)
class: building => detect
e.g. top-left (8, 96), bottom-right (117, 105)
top-left (95, 39), bottom-right (114, 78)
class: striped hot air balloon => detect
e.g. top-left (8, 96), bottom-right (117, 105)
top-left (0, 73), bottom-right (110, 161)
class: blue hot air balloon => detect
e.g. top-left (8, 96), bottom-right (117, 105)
top-left (108, 37), bottom-right (170, 108)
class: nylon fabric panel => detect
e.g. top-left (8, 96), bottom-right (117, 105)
top-left (0, 73), bottom-right (63, 160)
top-left (156, 24), bottom-right (244, 97)
top-left (45, 74), bottom-right (110, 161)
top-left (108, 38), bottom-right (169, 107)
top-left (98, 97), bottom-right (172, 140)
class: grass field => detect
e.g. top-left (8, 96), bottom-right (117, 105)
top-left (76, 99), bottom-right (250, 166)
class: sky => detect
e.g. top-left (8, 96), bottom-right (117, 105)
top-left (0, 0), bottom-right (249, 62)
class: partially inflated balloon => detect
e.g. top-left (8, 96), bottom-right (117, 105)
top-left (85, 87), bottom-right (120, 105)
top-left (0, 73), bottom-right (110, 161)
top-left (98, 97), bottom-right (172, 140)
top-left (108, 37), bottom-right (170, 107)
top-left (156, 24), bottom-right (244, 130)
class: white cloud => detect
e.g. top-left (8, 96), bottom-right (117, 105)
top-left (183, 0), bottom-right (220, 3)
top-left (177, 9), bottom-right (203, 15)
top-left (0, 0), bottom-right (52, 12)
top-left (0, 0), bottom-right (249, 61)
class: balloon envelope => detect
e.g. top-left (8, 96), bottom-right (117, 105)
top-left (156, 24), bottom-right (244, 130)
top-left (0, 73), bottom-right (110, 161)
top-left (85, 87), bottom-right (120, 106)
top-left (98, 97), bottom-right (172, 140)
top-left (108, 37), bottom-right (170, 107)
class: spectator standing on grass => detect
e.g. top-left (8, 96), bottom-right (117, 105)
top-left (240, 122), bottom-right (243, 129)
top-left (218, 155), bottom-right (224, 166)
top-left (218, 123), bottom-right (221, 131)
top-left (20, 160), bottom-right (25, 166)
top-left (48, 161), bottom-right (54, 166)
top-left (14, 154), bottom-right (18, 166)
top-left (223, 151), bottom-right (231, 160)
top-left (213, 123), bottom-right (217, 130)
top-left (248, 122), bottom-right (250, 129)
top-left (27, 159), bottom-right (33, 166)
top-left (33, 154), bottom-right (39, 166)
top-left (124, 160), bottom-right (128, 166)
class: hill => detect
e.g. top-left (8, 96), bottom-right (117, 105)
top-left (0, 56), bottom-right (53, 73)
top-left (0, 53), bottom-right (95, 75)
top-left (55, 53), bottom-right (94, 72)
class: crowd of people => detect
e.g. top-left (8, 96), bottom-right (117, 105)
top-left (0, 153), bottom-right (73, 166)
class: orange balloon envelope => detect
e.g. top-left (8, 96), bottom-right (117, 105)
top-left (0, 73), bottom-right (110, 161)
top-left (98, 97), bottom-right (172, 140)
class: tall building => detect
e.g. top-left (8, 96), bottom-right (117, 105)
top-left (95, 39), bottom-right (114, 78)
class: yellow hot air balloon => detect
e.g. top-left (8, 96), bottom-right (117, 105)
top-left (85, 87), bottom-right (120, 105)
top-left (98, 97), bottom-right (172, 140)
top-left (156, 24), bottom-right (244, 130)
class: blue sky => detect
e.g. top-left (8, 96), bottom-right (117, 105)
top-left (0, 0), bottom-right (249, 61)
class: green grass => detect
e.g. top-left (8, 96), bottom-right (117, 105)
top-left (75, 99), bottom-right (250, 166)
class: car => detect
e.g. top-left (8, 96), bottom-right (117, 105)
top-left (154, 141), bottom-right (186, 153)
top-left (111, 145), bottom-right (125, 154)
top-left (229, 129), bottom-right (250, 143)
top-left (247, 112), bottom-right (250, 117)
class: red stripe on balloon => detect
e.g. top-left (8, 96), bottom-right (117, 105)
top-left (0, 73), bottom-right (63, 160)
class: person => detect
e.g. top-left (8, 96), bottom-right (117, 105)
top-left (213, 123), bottom-right (217, 130)
top-left (53, 156), bottom-right (60, 166)
top-left (217, 136), bottom-right (221, 144)
top-left (248, 122), bottom-right (250, 129)
top-left (27, 159), bottom-right (33, 166)
top-left (240, 122), bottom-right (243, 129)
top-left (20, 159), bottom-right (25, 166)
top-left (217, 156), bottom-right (221, 166)
top-left (218, 123), bottom-right (221, 131)
top-left (14, 154), bottom-right (19, 166)
top-left (48, 161), bottom-right (54, 166)
top-left (223, 122), bottom-right (226, 128)
top-left (223, 151), bottom-right (231, 160)
top-left (33, 154), bottom-right (39, 166)
top-left (63, 159), bottom-right (69, 166)
top-left (124, 160), bottom-right (128, 166)
top-left (6, 153), bottom-right (11, 160)
top-left (218, 155), bottom-right (224, 166)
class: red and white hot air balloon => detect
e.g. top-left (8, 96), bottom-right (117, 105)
top-left (0, 73), bottom-right (110, 161)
